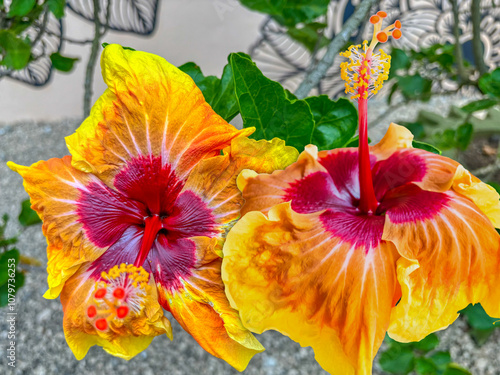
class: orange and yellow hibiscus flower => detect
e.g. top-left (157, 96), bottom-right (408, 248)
top-left (8, 44), bottom-right (298, 370)
top-left (221, 13), bottom-right (500, 375)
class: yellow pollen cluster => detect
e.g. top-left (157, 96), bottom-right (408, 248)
top-left (339, 41), bottom-right (391, 100)
top-left (339, 11), bottom-right (401, 100)
top-left (86, 263), bottom-right (151, 331)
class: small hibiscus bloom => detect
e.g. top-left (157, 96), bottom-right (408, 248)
top-left (8, 44), bottom-right (298, 370)
top-left (222, 14), bottom-right (500, 375)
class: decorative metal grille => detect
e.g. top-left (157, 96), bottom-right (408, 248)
top-left (1, 0), bottom-right (159, 86)
top-left (0, 13), bottom-right (63, 86)
top-left (250, 0), bottom-right (500, 97)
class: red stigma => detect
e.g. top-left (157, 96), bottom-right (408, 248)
top-left (395, 20), bottom-right (401, 29)
top-left (94, 288), bottom-right (107, 299)
top-left (87, 305), bottom-right (97, 318)
top-left (377, 11), bottom-right (387, 18)
top-left (370, 15), bottom-right (380, 24)
top-left (113, 287), bottom-right (126, 299)
top-left (392, 29), bottom-right (402, 39)
top-left (116, 305), bottom-right (129, 319)
top-left (95, 318), bottom-right (108, 331)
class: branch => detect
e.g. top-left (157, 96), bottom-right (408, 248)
top-left (450, 0), bottom-right (468, 83)
top-left (83, 0), bottom-right (103, 117)
top-left (471, 0), bottom-right (487, 74)
top-left (294, 0), bottom-right (379, 99)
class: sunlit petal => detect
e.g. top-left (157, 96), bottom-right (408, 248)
top-left (222, 203), bottom-right (399, 375)
top-left (384, 187), bottom-right (500, 341)
top-left (65, 44), bottom-right (252, 182)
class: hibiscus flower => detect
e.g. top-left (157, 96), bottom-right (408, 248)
top-left (8, 44), bottom-right (298, 371)
top-left (221, 13), bottom-right (500, 375)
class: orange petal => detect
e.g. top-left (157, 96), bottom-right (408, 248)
top-left (238, 145), bottom-right (325, 215)
top-left (65, 44), bottom-right (252, 182)
top-left (370, 123), bottom-right (459, 192)
top-left (384, 189), bottom-right (500, 342)
top-left (222, 203), bottom-right (399, 375)
top-left (8, 157), bottom-right (107, 298)
top-left (61, 264), bottom-right (172, 360)
top-left (159, 237), bottom-right (264, 372)
top-left (183, 137), bottom-right (298, 232)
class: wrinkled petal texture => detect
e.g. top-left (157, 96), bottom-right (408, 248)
top-left (8, 44), bottom-right (299, 369)
top-left (225, 123), bottom-right (500, 374)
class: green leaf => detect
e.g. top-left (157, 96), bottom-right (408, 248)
top-left (50, 52), bottom-right (79, 72)
top-left (0, 30), bottom-right (31, 70)
top-left (0, 268), bottom-right (24, 307)
top-left (460, 98), bottom-right (498, 113)
top-left (287, 22), bottom-right (329, 53)
top-left (239, 0), bottom-right (330, 27)
top-left (305, 95), bottom-right (357, 150)
top-left (179, 61), bottom-right (239, 122)
top-left (230, 52), bottom-right (313, 150)
top-left (455, 123), bottom-right (473, 151)
top-left (460, 303), bottom-right (498, 346)
top-left (0, 249), bottom-right (20, 286)
top-left (18, 199), bottom-right (41, 227)
top-left (379, 346), bottom-right (415, 374)
top-left (479, 68), bottom-right (500, 98)
top-left (389, 48), bottom-right (411, 79)
top-left (415, 357), bottom-right (439, 375)
top-left (442, 364), bottom-right (471, 375)
top-left (47, 0), bottom-right (65, 18)
top-left (397, 74), bottom-right (433, 101)
top-left (412, 140), bottom-right (442, 155)
top-left (413, 333), bottom-right (439, 353)
top-left (7, 0), bottom-right (36, 17)
top-left (429, 351), bottom-right (452, 369)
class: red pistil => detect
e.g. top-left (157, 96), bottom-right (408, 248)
top-left (357, 54), bottom-right (379, 214)
top-left (134, 215), bottom-right (163, 267)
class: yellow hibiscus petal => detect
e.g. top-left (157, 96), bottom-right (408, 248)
top-left (384, 189), bottom-right (500, 342)
top-left (370, 123), bottom-right (413, 159)
top-left (61, 264), bottom-right (171, 360)
top-left (65, 44), bottom-right (252, 182)
top-left (7, 156), bottom-right (106, 298)
top-left (222, 203), bottom-right (399, 375)
top-left (451, 165), bottom-right (500, 227)
top-left (182, 137), bottom-right (298, 243)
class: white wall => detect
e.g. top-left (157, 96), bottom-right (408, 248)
top-left (0, 0), bottom-right (265, 123)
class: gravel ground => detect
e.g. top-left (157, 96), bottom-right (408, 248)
top-left (0, 97), bottom-right (499, 375)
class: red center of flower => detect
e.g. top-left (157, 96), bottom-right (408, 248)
top-left (77, 155), bottom-right (217, 290)
top-left (284, 149), bottom-right (449, 251)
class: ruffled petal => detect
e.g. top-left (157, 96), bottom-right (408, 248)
top-left (183, 137), bottom-right (298, 235)
top-left (7, 157), bottom-right (107, 298)
top-left (222, 203), bottom-right (399, 375)
top-left (238, 145), bottom-right (326, 215)
top-left (60, 264), bottom-right (172, 360)
top-left (451, 165), bottom-right (500, 227)
top-left (370, 122), bottom-right (414, 159)
top-left (383, 186), bottom-right (500, 342)
top-left (159, 237), bottom-right (264, 372)
top-left (65, 44), bottom-right (252, 182)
